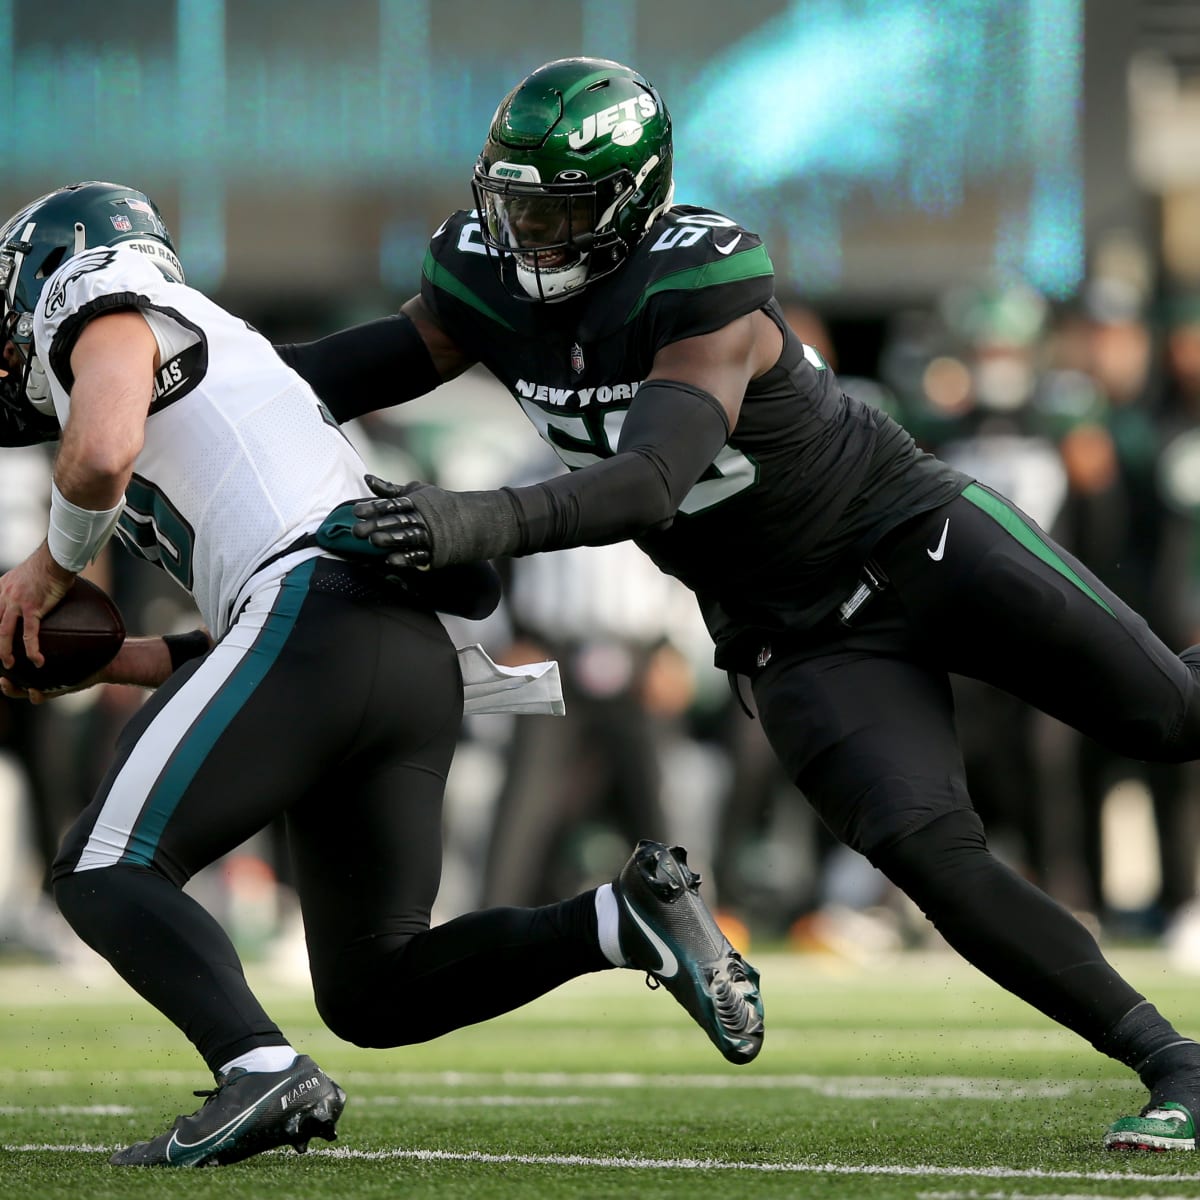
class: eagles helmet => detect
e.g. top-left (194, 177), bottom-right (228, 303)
top-left (472, 57), bottom-right (674, 301)
top-left (0, 180), bottom-right (184, 445)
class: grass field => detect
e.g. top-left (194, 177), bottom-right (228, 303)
top-left (4, 947), bottom-right (1200, 1199)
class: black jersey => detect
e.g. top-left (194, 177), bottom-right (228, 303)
top-left (421, 205), bottom-right (969, 668)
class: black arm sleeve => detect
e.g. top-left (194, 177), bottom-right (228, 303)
top-left (274, 312), bottom-right (442, 423)
top-left (504, 378), bottom-right (730, 554)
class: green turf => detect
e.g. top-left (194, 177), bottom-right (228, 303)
top-left (4, 948), bottom-right (1200, 1198)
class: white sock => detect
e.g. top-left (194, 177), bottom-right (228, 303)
top-left (594, 883), bottom-right (626, 967)
top-left (219, 1045), bottom-right (298, 1076)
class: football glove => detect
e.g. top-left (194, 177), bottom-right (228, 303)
top-left (351, 475), bottom-right (522, 570)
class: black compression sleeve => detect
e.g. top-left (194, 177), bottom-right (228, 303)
top-left (505, 379), bottom-right (730, 554)
top-left (274, 312), bottom-right (442, 423)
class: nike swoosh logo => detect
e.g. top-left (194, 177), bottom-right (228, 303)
top-left (166, 1074), bottom-right (295, 1164)
top-left (927, 518), bottom-right (950, 562)
top-left (714, 234), bottom-right (742, 255)
top-left (622, 896), bottom-right (679, 979)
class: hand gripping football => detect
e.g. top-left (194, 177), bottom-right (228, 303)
top-left (2, 576), bottom-right (126, 691)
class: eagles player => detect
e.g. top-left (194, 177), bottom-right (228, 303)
top-left (280, 57), bottom-right (1200, 1150)
top-left (0, 180), bottom-right (764, 1168)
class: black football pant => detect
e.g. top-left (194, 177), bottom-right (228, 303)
top-left (751, 483), bottom-right (1200, 1059)
top-left (52, 559), bottom-right (607, 1074)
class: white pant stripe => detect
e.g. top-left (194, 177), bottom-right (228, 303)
top-left (73, 582), bottom-right (282, 873)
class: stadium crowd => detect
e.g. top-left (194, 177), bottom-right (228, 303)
top-left (3, 262), bottom-right (1200, 974)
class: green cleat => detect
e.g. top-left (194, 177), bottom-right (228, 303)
top-left (1105, 1101), bottom-right (1197, 1151)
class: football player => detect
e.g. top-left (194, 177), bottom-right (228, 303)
top-left (0, 180), bottom-right (764, 1167)
top-left (278, 57), bottom-right (1200, 1151)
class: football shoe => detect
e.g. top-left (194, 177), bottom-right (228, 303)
top-left (1105, 1101), bottom-right (1196, 1151)
top-left (613, 839), bottom-right (763, 1065)
top-left (110, 1054), bottom-right (346, 1167)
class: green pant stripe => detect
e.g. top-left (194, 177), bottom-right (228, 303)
top-left (122, 560), bottom-right (317, 868)
top-left (961, 482), bottom-right (1114, 617)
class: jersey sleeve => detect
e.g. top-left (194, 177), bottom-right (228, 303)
top-left (36, 247), bottom-right (173, 397)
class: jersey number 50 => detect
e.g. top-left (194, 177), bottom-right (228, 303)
top-left (515, 398), bottom-right (758, 514)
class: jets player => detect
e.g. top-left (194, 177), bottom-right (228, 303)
top-left (0, 180), bottom-right (764, 1168)
top-left (280, 57), bottom-right (1200, 1151)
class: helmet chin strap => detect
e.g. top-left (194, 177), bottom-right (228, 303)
top-left (26, 355), bottom-right (54, 417)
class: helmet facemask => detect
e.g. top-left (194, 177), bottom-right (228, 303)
top-left (0, 238), bottom-right (57, 438)
top-left (475, 167), bottom-right (611, 301)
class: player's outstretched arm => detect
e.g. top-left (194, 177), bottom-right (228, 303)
top-left (351, 312), bottom-right (780, 569)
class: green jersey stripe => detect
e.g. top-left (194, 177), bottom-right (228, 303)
top-left (962, 482), bottom-right (1115, 616)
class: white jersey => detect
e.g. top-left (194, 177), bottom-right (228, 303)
top-left (35, 246), bottom-right (368, 637)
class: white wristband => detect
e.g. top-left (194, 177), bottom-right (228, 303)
top-left (47, 481), bottom-right (124, 573)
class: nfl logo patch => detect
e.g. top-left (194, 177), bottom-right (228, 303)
top-left (110, 215), bottom-right (132, 232)
top-left (570, 343), bottom-right (585, 374)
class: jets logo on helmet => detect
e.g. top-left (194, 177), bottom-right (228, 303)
top-left (0, 181), bottom-right (184, 446)
top-left (472, 57), bottom-right (674, 302)
top-left (568, 93), bottom-right (658, 149)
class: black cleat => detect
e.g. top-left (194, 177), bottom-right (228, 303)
top-left (613, 839), bottom-right (764, 1064)
top-left (110, 1054), bottom-right (346, 1167)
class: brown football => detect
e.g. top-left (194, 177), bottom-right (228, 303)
top-left (2, 576), bottom-right (126, 691)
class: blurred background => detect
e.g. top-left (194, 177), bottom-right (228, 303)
top-left (5, 0), bottom-right (1200, 979)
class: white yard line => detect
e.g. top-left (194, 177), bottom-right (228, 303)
top-left (5, 1142), bottom-right (1200, 1185)
top-left (0, 1067), bottom-right (1099, 1099)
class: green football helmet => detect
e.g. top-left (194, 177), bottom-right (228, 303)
top-left (472, 57), bottom-right (674, 301)
top-left (0, 180), bottom-right (183, 444)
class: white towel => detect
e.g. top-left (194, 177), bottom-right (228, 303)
top-left (457, 643), bottom-right (565, 716)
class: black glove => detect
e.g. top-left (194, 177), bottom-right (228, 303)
top-left (352, 474), bottom-right (523, 569)
top-left (352, 477), bottom-right (435, 568)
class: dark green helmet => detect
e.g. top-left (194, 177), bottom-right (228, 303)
top-left (472, 58), bottom-right (674, 301)
top-left (0, 181), bottom-right (183, 444)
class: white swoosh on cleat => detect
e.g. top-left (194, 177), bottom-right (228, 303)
top-left (622, 898), bottom-right (679, 979)
top-left (166, 1076), bottom-right (294, 1163)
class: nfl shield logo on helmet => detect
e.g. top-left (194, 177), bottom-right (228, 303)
top-left (110, 215), bottom-right (133, 232)
top-left (570, 343), bottom-right (585, 374)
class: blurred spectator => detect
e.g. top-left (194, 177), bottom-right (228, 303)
top-left (1039, 273), bottom-right (1199, 933)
